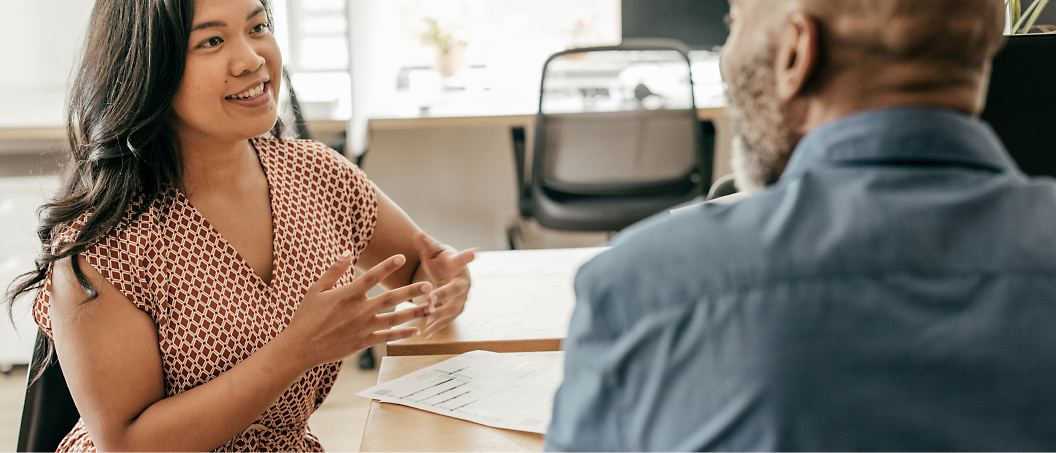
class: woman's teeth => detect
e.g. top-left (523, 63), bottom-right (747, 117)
top-left (227, 83), bottom-right (265, 100)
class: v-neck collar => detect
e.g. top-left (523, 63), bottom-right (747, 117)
top-left (175, 138), bottom-right (280, 292)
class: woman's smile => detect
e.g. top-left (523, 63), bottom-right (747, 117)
top-left (225, 80), bottom-right (272, 108)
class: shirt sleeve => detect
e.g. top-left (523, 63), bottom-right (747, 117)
top-left (341, 159), bottom-right (378, 263)
top-left (34, 214), bottom-right (157, 338)
top-left (545, 257), bottom-right (628, 452)
top-left (307, 139), bottom-right (378, 265)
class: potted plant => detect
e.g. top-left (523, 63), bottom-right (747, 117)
top-left (420, 17), bottom-right (468, 77)
top-left (402, 2), bottom-right (472, 77)
top-left (1008, 0), bottom-right (1055, 34)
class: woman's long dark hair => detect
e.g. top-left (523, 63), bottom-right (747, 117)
top-left (4, 0), bottom-right (278, 380)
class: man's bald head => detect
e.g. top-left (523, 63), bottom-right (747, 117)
top-left (720, 0), bottom-right (1007, 191)
top-left (800, 0), bottom-right (1006, 91)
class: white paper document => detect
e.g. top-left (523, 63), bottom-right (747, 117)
top-left (356, 351), bottom-right (565, 434)
top-left (468, 247), bottom-right (608, 277)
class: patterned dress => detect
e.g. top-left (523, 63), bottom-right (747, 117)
top-left (33, 137), bottom-right (378, 452)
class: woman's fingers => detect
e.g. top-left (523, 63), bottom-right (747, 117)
top-left (371, 282), bottom-right (433, 311)
top-left (308, 250), bottom-right (353, 293)
top-left (425, 293), bottom-right (465, 323)
top-left (426, 278), bottom-right (469, 306)
top-left (412, 231), bottom-right (446, 260)
top-left (369, 327), bottom-right (421, 344)
top-left (450, 249), bottom-right (477, 268)
top-left (333, 254), bottom-right (406, 300)
top-left (421, 306), bottom-right (461, 338)
top-left (414, 232), bottom-right (477, 268)
top-left (374, 303), bottom-right (431, 330)
top-left (422, 281), bottom-right (469, 336)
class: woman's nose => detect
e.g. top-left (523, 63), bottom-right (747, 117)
top-left (230, 40), bottom-right (265, 76)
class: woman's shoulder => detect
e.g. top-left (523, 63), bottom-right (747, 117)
top-left (53, 190), bottom-right (174, 253)
top-left (37, 190), bottom-right (176, 337)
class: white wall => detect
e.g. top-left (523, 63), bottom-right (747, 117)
top-left (345, 0), bottom-right (620, 154)
top-left (0, 0), bottom-right (93, 127)
top-left (0, 0), bottom-right (88, 363)
top-left (0, 0), bottom-right (92, 89)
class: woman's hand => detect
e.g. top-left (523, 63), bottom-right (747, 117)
top-left (279, 250), bottom-right (434, 369)
top-left (412, 231), bottom-right (476, 337)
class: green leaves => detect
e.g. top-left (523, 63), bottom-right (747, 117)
top-left (1008, 0), bottom-right (1056, 34)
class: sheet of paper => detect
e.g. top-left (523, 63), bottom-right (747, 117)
top-left (357, 351), bottom-right (565, 434)
top-left (669, 191), bottom-right (753, 215)
top-left (467, 247), bottom-right (607, 277)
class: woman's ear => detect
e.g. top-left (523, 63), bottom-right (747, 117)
top-left (775, 12), bottom-right (820, 101)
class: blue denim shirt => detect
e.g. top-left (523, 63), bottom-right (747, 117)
top-left (546, 108), bottom-right (1056, 451)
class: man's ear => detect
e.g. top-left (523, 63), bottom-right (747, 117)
top-left (775, 12), bottom-right (819, 101)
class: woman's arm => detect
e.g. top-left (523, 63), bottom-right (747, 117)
top-left (355, 184), bottom-right (425, 290)
top-left (356, 183), bottom-right (475, 337)
top-left (50, 252), bottom-right (430, 452)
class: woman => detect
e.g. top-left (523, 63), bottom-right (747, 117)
top-left (4, 0), bottom-right (474, 450)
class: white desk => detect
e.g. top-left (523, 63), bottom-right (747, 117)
top-left (388, 247), bottom-right (607, 356)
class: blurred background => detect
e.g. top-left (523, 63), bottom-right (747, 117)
top-left (0, 1), bottom-right (735, 449)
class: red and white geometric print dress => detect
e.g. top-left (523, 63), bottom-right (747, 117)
top-left (33, 137), bottom-right (378, 452)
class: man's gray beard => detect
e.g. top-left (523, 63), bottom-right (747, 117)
top-left (726, 51), bottom-right (796, 192)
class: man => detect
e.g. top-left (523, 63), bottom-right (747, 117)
top-left (546, 0), bottom-right (1056, 450)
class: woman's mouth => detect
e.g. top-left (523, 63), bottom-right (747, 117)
top-left (226, 82), bottom-right (266, 100)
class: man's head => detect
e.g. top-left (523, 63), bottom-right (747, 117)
top-left (721, 0), bottom-right (1006, 191)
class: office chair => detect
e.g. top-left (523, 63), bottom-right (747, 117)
top-left (279, 68), bottom-right (312, 141)
top-left (980, 33), bottom-right (1056, 177)
top-left (17, 331), bottom-right (80, 453)
top-left (706, 173), bottom-right (738, 201)
top-left (510, 39), bottom-right (715, 240)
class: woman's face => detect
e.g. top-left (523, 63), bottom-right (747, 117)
top-left (171, 0), bottom-right (282, 146)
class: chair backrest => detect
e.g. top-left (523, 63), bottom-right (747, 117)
top-left (540, 109), bottom-right (699, 195)
top-left (17, 331), bottom-right (80, 453)
top-left (277, 68), bottom-right (312, 141)
top-left (523, 39), bottom-right (712, 231)
top-left (980, 33), bottom-right (1056, 177)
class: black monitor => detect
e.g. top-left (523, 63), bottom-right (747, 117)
top-left (980, 33), bottom-right (1056, 178)
top-left (621, 0), bottom-right (729, 50)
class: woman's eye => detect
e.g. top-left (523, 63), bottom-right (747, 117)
top-left (201, 36), bottom-right (223, 48)
top-left (252, 23), bottom-right (268, 33)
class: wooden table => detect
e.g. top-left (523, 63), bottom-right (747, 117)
top-left (387, 247), bottom-right (607, 356)
top-left (360, 353), bottom-right (561, 452)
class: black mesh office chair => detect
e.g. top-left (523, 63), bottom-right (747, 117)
top-left (17, 331), bottom-right (80, 452)
top-left (980, 33), bottom-right (1056, 178)
top-left (511, 39), bottom-right (715, 236)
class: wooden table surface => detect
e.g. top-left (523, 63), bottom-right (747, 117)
top-left (360, 353), bottom-right (561, 452)
top-left (386, 247), bottom-right (607, 356)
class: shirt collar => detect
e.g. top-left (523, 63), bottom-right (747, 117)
top-left (780, 107), bottom-right (1017, 182)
